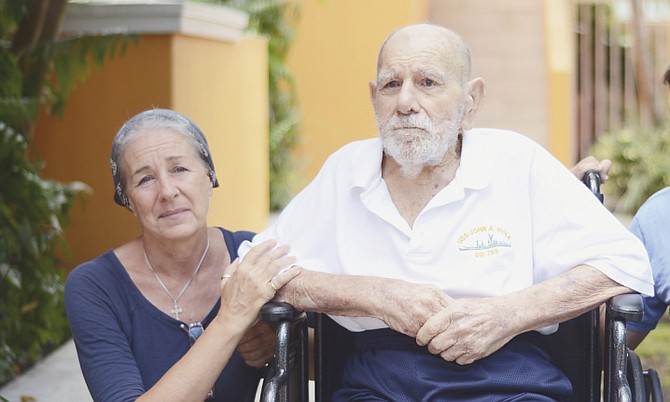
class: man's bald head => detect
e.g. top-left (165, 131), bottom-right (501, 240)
top-left (376, 24), bottom-right (472, 86)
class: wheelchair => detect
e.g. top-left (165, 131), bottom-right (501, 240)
top-left (258, 171), bottom-right (664, 402)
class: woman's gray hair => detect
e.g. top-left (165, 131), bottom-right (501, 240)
top-left (110, 109), bottom-right (219, 207)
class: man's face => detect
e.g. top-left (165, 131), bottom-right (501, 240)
top-left (372, 29), bottom-right (469, 178)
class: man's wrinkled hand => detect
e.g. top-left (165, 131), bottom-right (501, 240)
top-left (570, 156), bottom-right (611, 183)
top-left (379, 282), bottom-right (451, 337)
top-left (415, 297), bottom-right (517, 365)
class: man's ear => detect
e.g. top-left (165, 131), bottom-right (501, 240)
top-left (461, 77), bottom-right (485, 131)
top-left (369, 80), bottom-right (377, 106)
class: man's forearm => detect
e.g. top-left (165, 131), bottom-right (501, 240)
top-left (501, 264), bottom-right (631, 334)
top-left (276, 268), bottom-right (386, 316)
top-left (276, 268), bottom-right (450, 336)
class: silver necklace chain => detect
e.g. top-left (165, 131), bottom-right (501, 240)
top-left (143, 237), bottom-right (210, 320)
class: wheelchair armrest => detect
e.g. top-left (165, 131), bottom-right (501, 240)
top-left (604, 293), bottom-right (645, 402)
top-left (608, 294), bottom-right (644, 322)
top-left (259, 302), bottom-right (308, 402)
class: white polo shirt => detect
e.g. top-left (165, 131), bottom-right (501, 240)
top-left (240, 128), bottom-right (653, 332)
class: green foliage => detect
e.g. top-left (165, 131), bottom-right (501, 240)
top-left (591, 119), bottom-right (670, 215)
top-left (0, 124), bottom-right (89, 384)
top-left (210, 0), bottom-right (301, 210)
top-left (0, 46), bottom-right (36, 131)
top-left (0, 1), bottom-right (135, 385)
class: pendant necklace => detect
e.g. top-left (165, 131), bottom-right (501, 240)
top-left (143, 237), bottom-right (210, 320)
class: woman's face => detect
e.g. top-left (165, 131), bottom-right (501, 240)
top-left (122, 129), bottom-right (212, 241)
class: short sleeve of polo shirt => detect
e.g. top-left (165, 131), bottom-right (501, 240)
top-left (627, 187), bottom-right (670, 333)
top-left (524, 141), bottom-right (653, 297)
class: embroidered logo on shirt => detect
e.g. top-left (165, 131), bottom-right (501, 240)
top-left (457, 225), bottom-right (512, 257)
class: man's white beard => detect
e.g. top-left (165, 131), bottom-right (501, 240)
top-left (378, 112), bottom-right (462, 179)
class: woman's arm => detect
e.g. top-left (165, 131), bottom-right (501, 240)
top-left (136, 240), bottom-right (298, 402)
top-left (66, 241), bottom-right (297, 402)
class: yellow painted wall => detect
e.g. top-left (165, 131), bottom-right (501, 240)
top-left (543, 0), bottom-right (576, 166)
top-left (287, 0), bottom-right (428, 189)
top-left (171, 35), bottom-right (269, 232)
top-left (34, 33), bottom-right (268, 270)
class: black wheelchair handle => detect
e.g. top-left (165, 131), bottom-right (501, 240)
top-left (583, 169), bottom-right (604, 204)
top-left (261, 301), bottom-right (300, 322)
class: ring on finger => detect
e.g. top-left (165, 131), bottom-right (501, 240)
top-left (276, 263), bottom-right (298, 277)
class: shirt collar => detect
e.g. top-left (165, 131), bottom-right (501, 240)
top-left (348, 131), bottom-right (493, 192)
top-left (349, 138), bottom-right (385, 190)
top-left (456, 128), bottom-right (492, 190)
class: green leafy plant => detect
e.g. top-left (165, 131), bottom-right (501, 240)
top-left (209, 0), bottom-right (301, 210)
top-left (0, 0), bottom-right (135, 385)
top-left (0, 124), bottom-right (87, 384)
top-left (591, 118), bottom-right (670, 215)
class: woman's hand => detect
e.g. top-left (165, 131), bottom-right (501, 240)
top-left (236, 321), bottom-right (276, 367)
top-left (218, 240), bottom-right (300, 327)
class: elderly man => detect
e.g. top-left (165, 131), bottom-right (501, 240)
top-left (242, 24), bottom-right (653, 401)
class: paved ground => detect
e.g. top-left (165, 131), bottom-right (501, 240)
top-left (0, 339), bottom-right (91, 402)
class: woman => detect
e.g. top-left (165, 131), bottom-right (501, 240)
top-left (64, 109), bottom-right (299, 402)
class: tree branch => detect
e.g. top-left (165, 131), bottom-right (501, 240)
top-left (10, 0), bottom-right (48, 54)
top-left (38, 0), bottom-right (68, 42)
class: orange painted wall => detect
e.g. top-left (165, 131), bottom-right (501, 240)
top-left (34, 33), bottom-right (268, 270)
top-left (287, 0), bottom-right (428, 190)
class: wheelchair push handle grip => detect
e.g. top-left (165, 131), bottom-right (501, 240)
top-left (582, 169), bottom-right (604, 203)
top-left (261, 301), bottom-right (299, 322)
